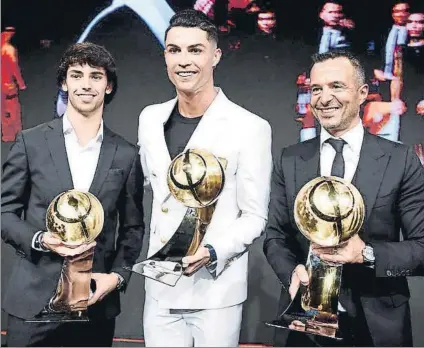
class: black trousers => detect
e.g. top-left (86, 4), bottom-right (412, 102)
top-left (6, 314), bottom-right (115, 347)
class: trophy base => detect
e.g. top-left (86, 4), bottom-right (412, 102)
top-left (126, 260), bottom-right (183, 286)
top-left (26, 310), bottom-right (89, 323)
top-left (265, 283), bottom-right (342, 341)
top-left (265, 315), bottom-right (342, 341)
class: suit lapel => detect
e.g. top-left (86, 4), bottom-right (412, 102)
top-left (184, 89), bottom-right (228, 150)
top-left (352, 132), bottom-right (389, 223)
top-left (293, 138), bottom-right (321, 251)
top-left (295, 138), bottom-right (321, 195)
top-left (45, 118), bottom-right (74, 192)
top-left (156, 99), bottom-right (176, 168)
top-left (89, 127), bottom-right (117, 197)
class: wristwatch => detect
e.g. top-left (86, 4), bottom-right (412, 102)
top-left (34, 232), bottom-right (49, 252)
top-left (204, 244), bottom-right (217, 266)
top-left (362, 243), bottom-right (375, 266)
top-left (112, 272), bottom-right (125, 291)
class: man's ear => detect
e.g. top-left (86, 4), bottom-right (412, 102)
top-left (212, 48), bottom-right (222, 68)
top-left (106, 83), bottom-right (113, 94)
top-left (358, 83), bottom-right (369, 105)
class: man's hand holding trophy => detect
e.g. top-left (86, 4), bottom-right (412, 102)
top-left (29, 190), bottom-right (104, 322)
top-left (267, 176), bottom-right (365, 340)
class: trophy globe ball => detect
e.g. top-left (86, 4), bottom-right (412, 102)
top-left (46, 190), bottom-right (104, 246)
top-left (294, 176), bottom-right (365, 247)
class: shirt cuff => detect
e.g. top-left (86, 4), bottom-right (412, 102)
top-left (31, 231), bottom-right (50, 252)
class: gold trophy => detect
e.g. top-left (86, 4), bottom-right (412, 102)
top-left (266, 176), bottom-right (364, 339)
top-left (28, 190), bottom-right (104, 322)
top-left (129, 149), bottom-right (226, 286)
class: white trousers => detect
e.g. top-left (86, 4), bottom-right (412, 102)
top-left (143, 295), bottom-right (243, 347)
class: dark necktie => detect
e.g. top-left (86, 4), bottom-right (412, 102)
top-left (326, 138), bottom-right (346, 178)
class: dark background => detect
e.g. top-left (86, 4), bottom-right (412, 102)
top-left (2, 0), bottom-right (423, 346)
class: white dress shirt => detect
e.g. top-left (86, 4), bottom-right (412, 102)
top-left (319, 121), bottom-right (364, 311)
top-left (63, 114), bottom-right (103, 191)
top-left (320, 121), bottom-right (364, 182)
top-left (32, 114), bottom-right (103, 251)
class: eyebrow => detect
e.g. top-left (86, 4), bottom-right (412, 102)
top-left (68, 69), bottom-right (105, 76)
top-left (310, 81), bottom-right (348, 88)
top-left (166, 43), bottom-right (206, 49)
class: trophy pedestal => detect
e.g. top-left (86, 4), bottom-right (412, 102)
top-left (128, 260), bottom-right (184, 286)
top-left (266, 253), bottom-right (343, 340)
top-left (26, 247), bottom-right (95, 323)
top-left (26, 309), bottom-right (89, 323)
top-left (265, 287), bottom-right (343, 340)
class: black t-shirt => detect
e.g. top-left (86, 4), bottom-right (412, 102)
top-left (164, 105), bottom-right (202, 159)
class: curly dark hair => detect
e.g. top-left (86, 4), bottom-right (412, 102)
top-left (56, 42), bottom-right (118, 104)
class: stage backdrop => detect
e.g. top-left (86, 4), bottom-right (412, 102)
top-left (2, 0), bottom-right (424, 346)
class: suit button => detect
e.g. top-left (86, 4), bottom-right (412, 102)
top-left (161, 206), bottom-right (168, 213)
top-left (386, 270), bottom-right (392, 276)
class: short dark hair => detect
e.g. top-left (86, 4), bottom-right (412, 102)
top-left (164, 9), bottom-right (218, 45)
top-left (311, 50), bottom-right (366, 86)
top-left (56, 42), bottom-right (118, 104)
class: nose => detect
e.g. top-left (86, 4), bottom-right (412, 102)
top-left (319, 86), bottom-right (334, 105)
top-left (177, 50), bottom-right (192, 69)
top-left (81, 76), bottom-right (92, 90)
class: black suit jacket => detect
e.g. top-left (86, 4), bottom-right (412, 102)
top-left (264, 131), bottom-right (424, 346)
top-left (1, 118), bottom-right (145, 320)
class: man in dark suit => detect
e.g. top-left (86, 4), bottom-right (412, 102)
top-left (264, 50), bottom-right (424, 347)
top-left (1, 42), bottom-right (145, 347)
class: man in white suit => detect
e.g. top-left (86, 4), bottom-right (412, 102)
top-left (137, 9), bottom-right (272, 347)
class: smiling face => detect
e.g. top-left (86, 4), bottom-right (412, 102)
top-left (164, 27), bottom-right (221, 96)
top-left (310, 57), bottom-right (368, 136)
top-left (62, 64), bottom-right (112, 117)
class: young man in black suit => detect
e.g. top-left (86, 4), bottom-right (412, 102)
top-left (1, 42), bottom-right (145, 347)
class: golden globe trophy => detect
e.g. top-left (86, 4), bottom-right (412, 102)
top-left (266, 176), bottom-right (365, 339)
top-left (129, 149), bottom-right (226, 286)
top-left (28, 190), bottom-right (104, 322)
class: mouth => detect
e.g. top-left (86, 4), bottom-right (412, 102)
top-left (76, 94), bottom-right (96, 101)
top-left (317, 107), bottom-right (340, 117)
top-left (175, 71), bottom-right (197, 78)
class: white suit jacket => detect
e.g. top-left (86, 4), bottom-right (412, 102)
top-left (137, 89), bottom-right (272, 309)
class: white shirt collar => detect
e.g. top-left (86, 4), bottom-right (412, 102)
top-left (63, 113), bottom-right (104, 143)
top-left (320, 120), bottom-right (364, 155)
